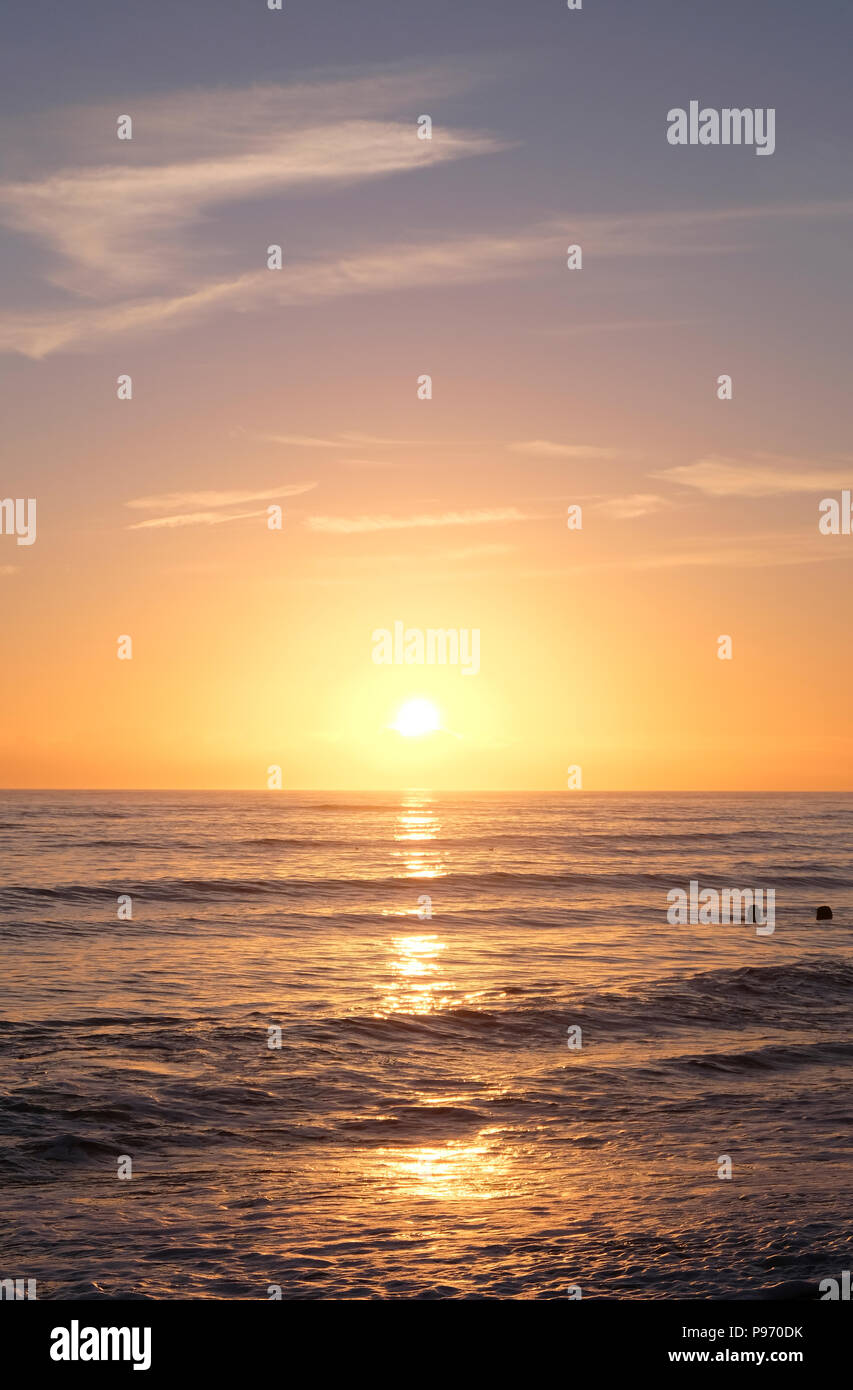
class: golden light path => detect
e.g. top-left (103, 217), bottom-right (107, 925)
top-left (373, 1138), bottom-right (518, 1201)
top-left (377, 795), bottom-right (450, 1012)
top-left (391, 794), bottom-right (446, 881)
top-left (372, 795), bottom-right (524, 1206)
top-left (380, 932), bottom-right (449, 1015)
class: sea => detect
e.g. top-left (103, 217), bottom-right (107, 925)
top-left (0, 790), bottom-right (851, 1299)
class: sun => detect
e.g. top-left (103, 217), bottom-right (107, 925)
top-left (390, 698), bottom-right (442, 738)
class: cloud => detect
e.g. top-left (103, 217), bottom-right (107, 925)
top-left (303, 541), bottom-right (517, 573)
top-left (515, 530), bottom-right (836, 579)
top-left (0, 63), bottom-right (513, 354)
top-left (439, 543), bottom-right (516, 560)
top-left (126, 483), bottom-right (316, 510)
top-left (0, 122), bottom-right (505, 297)
top-left (0, 64), bottom-right (510, 293)
top-left (593, 493), bottom-right (671, 520)
top-left (340, 458), bottom-right (399, 470)
top-left (127, 508), bottom-right (272, 531)
top-left (0, 64), bottom-right (498, 176)
top-left (616, 532), bottom-right (834, 571)
top-left (339, 433), bottom-right (424, 447)
top-left (306, 507), bottom-right (534, 534)
top-left (246, 431), bottom-right (422, 449)
top-left (125, 481), bottom-right (317, 531)
top-left (4, 68), bottom-right (853, 367)
top-left (509, 440), bottom-right (626, 460)
top-left (0, 231), bottom-right (545, 358)
top-left (248, 434), bottom-right (343, 450)
top-left (656, 456), bottom-right (853, 497)
top-left (0, 565), bottom-right (19, 576)
top-left (241, 430), bottom-right (425, 469)
top-left (540, 317), bottom-right (701, 335)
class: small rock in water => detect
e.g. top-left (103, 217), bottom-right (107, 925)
top-left (816, 905), bottom-right (833, 921)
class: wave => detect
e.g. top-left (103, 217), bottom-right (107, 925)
top-left (22, 1133), bottom-right (120, 1162)
top-left (4, 865), bottom-right (848, 909)
top-left (666, 1038), bottom-right (853, 1073)
top-left (289, 960), bottom-right (853, 1047)
top-left (1, 957), bottom-right (849, 1052)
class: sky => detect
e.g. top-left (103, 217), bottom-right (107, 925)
top-left (1, 0), bottom-right (852, 790)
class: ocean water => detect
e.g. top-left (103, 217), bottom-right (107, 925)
top-left (0, 790), bottom-right (851, 1300)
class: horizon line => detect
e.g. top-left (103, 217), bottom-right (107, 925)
top-left (1, 787), bottom-right (851, 796)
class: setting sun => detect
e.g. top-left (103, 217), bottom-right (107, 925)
top-left (390, 698), bottom-right (442, 738)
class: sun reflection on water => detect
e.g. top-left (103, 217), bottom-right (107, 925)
top-left (378, 931), bottom-right (450, 1014)
top-left (374, 1135), bottom-right (517, 1201)
top-left (392, 794), bottom-right (447, 880)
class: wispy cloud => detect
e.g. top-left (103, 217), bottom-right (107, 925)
top-left (241, 429), bottom-right (425, 469)
top-left (339, 433), bottom-right (425, 447)
top-left (612, 531), bottom-right (835, 571)
top-left (0, 124), bottom-right (504, 297)
top-left (509, 440), bottom-right (628, 460)
top-left (540, 317), bottom-right (702, 335)
top-left (306, 506), bottom-right (534, 534)
top-left (0, 231), bottom-right (544, 358)
top-left (0, 64), bottom-right (498, 176)
top-left (305, 541), bottom-right (517, 572)
top-left (656, 455), bottom-right (853, 497)
top-left (339, 458), bottom-right (400, 470)
top-left (126, 483), bottom-right (316, 510)
top-left (127, 507), bottom-right (272, 531)
top-left (247, 434), bottom-right (343, 450)
top-left (0, 62), bottom-right (509, 295)
top-left (245, 430), bottom-right (423, 450)
top-left (440, 542), bottom-right (516, 560)
top-left (0, 63), bottom-right (513, 355)
top-left (593, 493), bottom-right (671, 520)
top-left (515, 531), bottom-right (837, 579)
top-left (4, 64), bottom-right (852, 366)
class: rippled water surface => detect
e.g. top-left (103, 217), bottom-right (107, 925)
top-left (0, 790), bottom-right (851, 1299)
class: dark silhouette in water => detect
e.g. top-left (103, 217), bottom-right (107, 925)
top-left (816, 905), bottom-right (833, 921)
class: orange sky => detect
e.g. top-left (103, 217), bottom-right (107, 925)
top-left (1, 44), bottom-right (852, 790)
